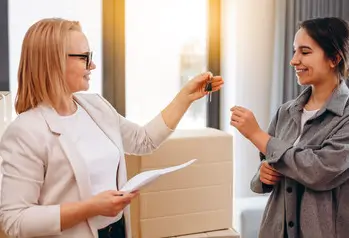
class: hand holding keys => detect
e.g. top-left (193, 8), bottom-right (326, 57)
top-left (204, 76), bottom-right (213, 102)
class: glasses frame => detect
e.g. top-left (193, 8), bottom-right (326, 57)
top-left (68, 52), bottom-right (93, 69)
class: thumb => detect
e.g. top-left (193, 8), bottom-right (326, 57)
top-left (196, 72), bottom-right (212, 83)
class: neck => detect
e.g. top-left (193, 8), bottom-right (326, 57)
top-left (306, 76), bottom-right (339, 110)
top-left (55, 95), bottom-right (77, 116)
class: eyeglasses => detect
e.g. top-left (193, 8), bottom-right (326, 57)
top-left (68, 52), bottom-right (93, 69)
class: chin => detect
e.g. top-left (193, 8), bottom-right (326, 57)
top-left (81, 83), bottom-right (90, 91)
top-left (297, 77), bottom-right (312, 86)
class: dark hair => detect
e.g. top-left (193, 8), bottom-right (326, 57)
top-left (300, 17), bottom-right (349, 78)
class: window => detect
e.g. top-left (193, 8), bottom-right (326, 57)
top-left (125, 0), bottom-right (208, 128)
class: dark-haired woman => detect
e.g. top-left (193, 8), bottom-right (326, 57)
top-left (231, 17), bottom-right (349, 238)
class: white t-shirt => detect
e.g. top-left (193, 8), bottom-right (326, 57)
top-left (59, 103), bottom-right (122, 228)
top-left (293, 108), bottom-right (319, 145)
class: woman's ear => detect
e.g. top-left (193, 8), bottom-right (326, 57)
top-left (330, 54), bottom-right (342, 68)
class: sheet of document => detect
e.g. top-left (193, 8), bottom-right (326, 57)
top-left (120, 159), bottom-right (197, 192)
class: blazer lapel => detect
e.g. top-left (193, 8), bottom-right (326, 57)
top-left (73, 95), bottom-right (123, 154)
top-left (39, 105), bottom-right (93, 200)
top-left (74, 95), bottom-right (128, 190)
top-left (73, 94), bottom-right (131, 238)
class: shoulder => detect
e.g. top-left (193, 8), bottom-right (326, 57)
top-left (279, 100), bottom-right (295, 112)
top-left (272, 100), bottom-right (295, 119)
top-left (5, 107), bottom-right (46, 135)
top-left (0, 107), bottom-right (48, 152)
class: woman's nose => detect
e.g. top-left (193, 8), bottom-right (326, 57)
top-left (290, 53), bottom-right (300, 66)
top-left (89, 60), bottom-right (96, 70)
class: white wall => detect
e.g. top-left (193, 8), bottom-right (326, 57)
top-left (221, 0), bottom-right (276, 198)
top-left (8, 0), bottom-right (102, 115)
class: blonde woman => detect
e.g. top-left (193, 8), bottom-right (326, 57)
top-left (0, 18), bottom-right (223, 238)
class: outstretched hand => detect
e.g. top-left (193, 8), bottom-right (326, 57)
top-left (180, 72), bottom-right (224, 103)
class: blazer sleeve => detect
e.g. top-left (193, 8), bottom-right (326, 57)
top-left (98, 94), bottom-right (174, 155)
top-left (0, 122), bottom-right (61, 238)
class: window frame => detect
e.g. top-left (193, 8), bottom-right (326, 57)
top-left (102, 0), bottom-right (221, 129)
top-left (0, 0), bottom-right (10, 91)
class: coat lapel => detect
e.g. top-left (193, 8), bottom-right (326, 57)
top-left (39, 95), bottom-right (130, 237)
top-left (73, 95), bottom-right (128, 190)
top-left (39, 105), bottom-right (93, 201)
top-left (74, 94), bottom-right (131, 238)
top-left (73, 95), bottom-right (123, 155)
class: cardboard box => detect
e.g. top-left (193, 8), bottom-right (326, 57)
top-left (206, 229), bottom-right (240, 238)
top-left (173, 228), bottom-right (240, 238)
top-left (126, 128), bottom-right (233, 238)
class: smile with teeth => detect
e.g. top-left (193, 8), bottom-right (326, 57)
top-left (296, 69), bottom-right (308, 73)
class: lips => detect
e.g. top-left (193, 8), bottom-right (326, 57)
top-left (84, 73), bottom-right (91, 80)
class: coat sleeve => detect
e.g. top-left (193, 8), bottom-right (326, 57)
top-left (97, 94), bottom-right (173, 155)
top-left (267, 119), bottom-right (349, 192)
top-left (250, 109), bottom-right (280, 194)
top-left (0, 122), bottom-right (61, 238)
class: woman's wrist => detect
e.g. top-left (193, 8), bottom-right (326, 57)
top-left (249, 129), bottom-right (270, 155)
top-left (79, 199), bottom-right (98, 218)
top-left (60, 200), bottom-right (97, 231)
top-left (175, 90), bottom-right (193, 106)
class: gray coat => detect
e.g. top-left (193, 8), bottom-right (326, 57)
top-left (251, 80), bottom-right (349, 238)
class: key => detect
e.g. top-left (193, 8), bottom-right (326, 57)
top-left (205, 77), bottom-right (213, 102)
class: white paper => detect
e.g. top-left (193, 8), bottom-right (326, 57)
top-left (120, 159), bottom-right (197, 192)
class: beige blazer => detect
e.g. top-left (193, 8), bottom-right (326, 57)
top-left (0, 93), bottom-right (173, 238)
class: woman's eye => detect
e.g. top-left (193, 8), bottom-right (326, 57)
top-left (302, 52), bottom-right (310, 55)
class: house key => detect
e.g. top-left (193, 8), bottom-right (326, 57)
top-left (205, 77), bottom-right (213, 102)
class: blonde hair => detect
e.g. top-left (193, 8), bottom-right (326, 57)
top-left (15, 18), bottom-right (82, 114)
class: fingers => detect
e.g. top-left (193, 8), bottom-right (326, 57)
top-left (261, 171), bottom-right (282, 181)
top-left (230, 106), bottom-right (256, 129)
top-left (261, 162), bottom-right (282, 176)
top-left (112, 194), bottom-right (134, 206)
top-left (195, 74), bottom-right (223, 97)
top-left (231, 109), bottom-right (244, 120)
top-left (110, 190), bottom-right (126, 196)
top-left (197, 72), bottom-right (223, 83)
top-left (230, 107), bottom-right (244, 125)
top-left (260, 172), bottom-right (282, 184)
top-left (211, 76), bottom-right (223, 83)
top-left (230, 106), bottom-right (247, 123)
top-left (206, 71), bottom-right (214, 79)
top-left (230, 120), bottom-right (238, 127)
top-left (260, 162), bottom-right (283, 185)
top-left (196, 72), bottom-right (213, 82)
top-left (110, 190), bottom-right (138, 201)
top-left (230, 106), bottom-right (246, 112)
top-left (260, 176), bottom-right (281, 185)
top-left (211, 78), bottom-right (224, 88)
top-left (264, 162), bottom-right (281, 174)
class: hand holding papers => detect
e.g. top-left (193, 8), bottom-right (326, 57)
top-left (121, 159), bottom-right (197, 193)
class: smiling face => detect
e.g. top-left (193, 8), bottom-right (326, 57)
top-left (65, 31), bottom-right (96, 93)
top-left (290, 28), bottom-right (337, 86)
